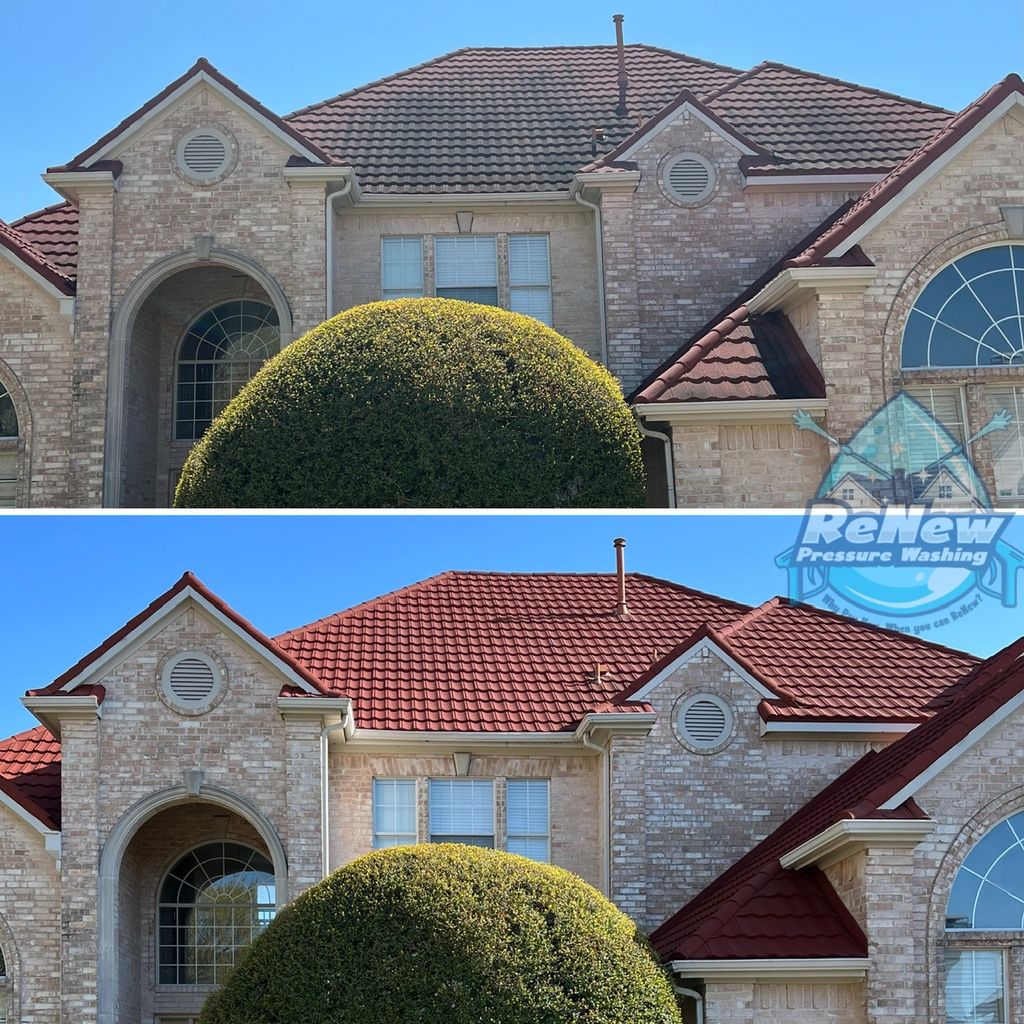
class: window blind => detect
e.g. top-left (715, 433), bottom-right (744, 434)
top-left (987, 385), bottom-right (1024, 499)
top-left (435, 236), bottom-right (498, 305)
top-left (372, 779), bottom-right (417, 848)
top-left (429, 780), bottom-right (494, 845)
top-left (508, 235), bottom-right (552, 325)
top-left (381, 237), bottom-right (424, 298)
top-left (506, 779), bottom-right (550, 861)
top-left (945, 949), bottom-right (1005, 1023)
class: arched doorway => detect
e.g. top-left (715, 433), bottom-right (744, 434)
top-left (106, 251), bottom-right (293, 508)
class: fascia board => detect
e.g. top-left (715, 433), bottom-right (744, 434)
top-left (616, 102), bottom-right (762, 160)
top-left (356, 191), bottom-right (574, 208)
top-left (345, 729), bottom-right (585, 753)
top-left (761, 720), bottom-right (917, 739)
top-left (748, 267), bottom-right (879, 313)
top-left (743, 173), bottom-right (886, 190)
top-left (779, 818), bottom-right (937, 870)
top-left (276, 696), bottom-right (350, 725)
top-left (0, 246), bottom-right (75, 308)
top-left (574, 712), bottom-right (658, 741)
top-left (633, 399), bottom-right (827, 425)
top-left (670, 958), bottom-right (869, 983)
top-left (824, 92), bottom-right (1024, 258)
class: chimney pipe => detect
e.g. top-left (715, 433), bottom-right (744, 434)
top-left (613, 537), bottom-right (630, 620)
top-left (613, 14), bottom-right (628, 115)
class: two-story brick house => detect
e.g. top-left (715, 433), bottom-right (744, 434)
top-left (1, 30), bottom-right (1021, 508)
top-left (1, 562), bottom-right (1022, 1023)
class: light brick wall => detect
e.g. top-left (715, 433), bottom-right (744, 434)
top-left (333, 207), bottom-right (601, 360)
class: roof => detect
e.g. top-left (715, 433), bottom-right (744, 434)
top-left (0, 726), bottom-right (61, 830)
top-left (0, 216), bottom-right (76, 295)
top-left (9, 203), bottom-right (79, 282)
top-left (651, 634), bottom-right (1024, 963)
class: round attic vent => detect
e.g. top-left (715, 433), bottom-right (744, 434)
top-left (663, 153), bottom-right (715, 204)
top-left (175, 128), bottom-right (232, 182)
top-left (161, 652), bottom-right (222, 711)
top-left (677, 694), bottom-right (733, 751)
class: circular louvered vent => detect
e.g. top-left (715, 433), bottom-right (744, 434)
top-left (677, 694), bottom-right (733, 751)
top-left (175, 128), bottom-right (232, 182)
top-left (161, 652), bottom-right (222, 712)
top-left (663, 153), bottom-right (715, 204)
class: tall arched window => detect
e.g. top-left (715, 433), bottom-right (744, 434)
top-left (902, 245), bottom-right (1024, 369)
top-left (0, 944), bottom-right (10, 1023)
top-left (174, 300), bottom-right (280, 441)
top-left (0, 383), bottom-right (19, 508)
top-left (943, 811), bottom-right (1024, 1023)
top-left (158, 842), bottom-right (275, 985)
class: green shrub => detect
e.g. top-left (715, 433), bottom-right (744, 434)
top-left (174, 298), bottom-right (645, 507)
top-left (199, 844), bottom-right (681, 1024)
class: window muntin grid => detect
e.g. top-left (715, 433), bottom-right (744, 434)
top-left (945, 949), bottom-right (1006, 1024)
top-left (508, 235), bottom-right (552, 325)
top-left (946, 811), bottom-right (1024, 930)
top-left (158, 842), bottom-right (275, 985)
top-left (174, 301), bottom-right (280, 441)
top-left (0, 384), bottom-right (17, 509)
top-left (381, 238), bottom-right (425, 298)
top-left (428, 779), bottom-right (494, 847)
top-left (372, 779), bottom-right (418, 848)
top-left (506, 780), bottom-right (550, 861)
top-left (987, 386), bottom-right (1024, 501)
top-left (902, 245), bottom-right (1024, 369)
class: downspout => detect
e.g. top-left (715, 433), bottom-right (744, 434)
top-left (580, 726), bottom-right (612, 896)
top-left (325, 176), bottom-right (354, 320)
top-left (320, 705), bottom-right (353, 878)
top-left (571, 186), bottom-right (609, 367)
top-left (634, 413), bottom-right (677, 508)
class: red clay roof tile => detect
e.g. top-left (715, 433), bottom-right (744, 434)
top-left (0, 726), bottom-right (61, 830)
top-left (0, 217), bottom-right (75, 295)
top-left (9, 202), bottom-right (79, 282)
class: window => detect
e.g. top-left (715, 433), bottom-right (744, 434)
top-left (900, 386), bottom-right (975, 503)
top-left (506, 780), bottom-right (550, 861)
top-left (381, 237), bottom-right (424, 298)
top-left (428, 779), bottom-right (494, 847)
top-left (945, 950), bottom-right (1005, 1024)
top-left (158, 842), bottom-right (275, 985)
top-left (902, 245), bottom-right (1024, 369)
top-left (508, 235), bottom-right (552, 325)
top-left (0, 383), bottom-right (17, 509)
top-left (841, 487), bottom-right (855, 502)
top-left (373, 779), bottom-right (418, 847)
top-left (0, 946), bottom-right (7, 1024)
top-left (175, 300), bottom-right (280, 441)
top-left (434, 236), bottom-right (498, 305)
top-left (987, 386), bottom-right (1024, 501)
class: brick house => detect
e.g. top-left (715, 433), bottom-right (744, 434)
top-left (1, 563), bottom-right (1022, 1023)
top-left (1, 34), bottom-right (1021, 508)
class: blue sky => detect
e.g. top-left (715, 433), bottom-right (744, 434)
top-left (1, 513), bottom-right (1022, 737)
top-left (3, 0), bottom-right (1022, 219)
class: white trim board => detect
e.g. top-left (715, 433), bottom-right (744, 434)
top-left (633, 398), bottom-right (827, 425)
top-left (614, 101), bottom-right (764, 161)
top-left (626, 635), bottom-right (778, 702)
top-left (780, 818), bottom-right (937, 870)
top-left (0, 788), bottom-right (61, 863)
top-left (761, 720), bottom-right (917, 738)
top-left (670, 958), bottom-right (869, 983)
top-left (824, 91), bottom-right (1024, 258)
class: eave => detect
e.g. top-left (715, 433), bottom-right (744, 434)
top-left (633, 397), bottom-right (828, 424)
top-left (779, 817), bottom-right (937, 870)
top-left (21, 694), bottom-right (102, 737)
top-left (747, 266), bottom-right (879, 314)
top-left (670, 957), bottom-right (870, 983)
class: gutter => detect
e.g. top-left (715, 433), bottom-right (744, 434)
top-left (569, 183), bottom-right (609, 367)
top-left (324, 173), bottom-right (358, 319)
top-left (633, 412), bottom-right (676, 508)
top-left (318, 702), bottom-right (354, 877)
top-left (578, 725), bottom-right (612, 896)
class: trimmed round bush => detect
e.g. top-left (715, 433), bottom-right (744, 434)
top-left (174, 299), bottom-right (645, 507)
top-left (199, 844), bottom-right (681, 1024)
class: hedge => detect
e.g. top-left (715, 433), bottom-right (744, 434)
top-left (199, 844), bottom-right (681, 1024)
top-left (174, 298), bottom-right (646, 508)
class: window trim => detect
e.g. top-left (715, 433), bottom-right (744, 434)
top-left (943, 946), bottom-right (1008, 1024)
top-left (985, 383), bottom-right (1024, 504)
top-left (380, 236), bottom-right (425, 299)
top-left (428, 778), bottom-right (496, 847)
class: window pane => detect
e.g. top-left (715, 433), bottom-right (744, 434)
top-left (381, 237), bottom-right (424, 298)
top-left (0, 452), bottom-right (15, 508)
top-left (435, 286), bottom-right (499, 305)
top-left (508, 235), bottom-right (550, 287)
top-left (429, 780), bottom-right (493, 842)
top-left (987, 387), bottom-right (1024, 501)
top-left (509, 285), bottom-right (552, 326)
top-left (0, 387), bottom-right (17, 439)
top-left (435, 236), bottom-right (497, 289)
top-left (507, 780), bottom-right (549, 862)
top-left (946, 811), bottom-right (1024, 929)
top-left (372, 779), bottom-right (417, 847)
top-left (945, 950), bottom-right (1005, 1023)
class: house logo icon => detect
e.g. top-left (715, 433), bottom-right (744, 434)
top-left (777, 392), bottom-right (1023, 633)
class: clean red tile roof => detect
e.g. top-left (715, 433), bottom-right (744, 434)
top-left (0, 726), bottom-right (61, 830)
top-left (652, 634), bottom-right (1024, 962)
top-left (9, 202), bottom-right (79, 282)
top-left (0, 216), bottom-right (76, 295)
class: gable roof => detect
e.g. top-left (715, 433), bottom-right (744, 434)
top-left (52, 57), bottom-right (336, 172)
top-left (651, 634), bottom-right (1024, 962)
top-left (0, 726), bottom-right (61, 831)
top-left (0, 216), bottom-right (76, 296)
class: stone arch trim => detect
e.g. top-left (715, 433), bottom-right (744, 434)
top-left (0, 908), bottom-right (22, 1023)
top-left (103, 249), bottom-right (294, 507)
top-left (0, 355), bottom-right (33, 508)
top-left (96, 782), bottom-right (289, 1024)
top-left (923, 784), bottom-right (1024, 1023)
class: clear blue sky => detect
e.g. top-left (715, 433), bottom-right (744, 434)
top-left (1, 513), bottom-right (1022, 737)
top-left (3, 0), bottom-right (1022, 219)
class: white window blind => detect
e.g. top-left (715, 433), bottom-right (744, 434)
top-left (429, 779), bottom-right (494, 846)
top-left (381, 237), bottom-right (424, 298)
top-left (987, 385), bottom-right (1024, 500)
top-left (506, 780), bottom-right (550, 861)
top-left (945, 949), bottom-right (1005, 1024)
top-left (0, 452), bottom-right (14, 508)
top-left (508, 235), bottom-right (552, 325)
top-left (372, 779), bottom-right (418, 848)
top-left (434, 236), bottom-right (498, 305)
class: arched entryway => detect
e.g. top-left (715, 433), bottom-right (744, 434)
top-left (97, 784), bottom-right (288, 1024)
top-left (105, 250), bottom-right (293, 508)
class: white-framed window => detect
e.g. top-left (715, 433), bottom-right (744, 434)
top-left (434, 236), bottom-right (498, 305)
top-left (986, 385), bottom-right (1024, 501)
top-left (0, 383), bottom-right (19, 509)
top-left (508, 235), bottom-right (552, 325)
top-left (0, 945), bottom-right (8, 1024)
top-left (372, 779), bottom-right (418, 848)
top-left (381, 237), bottom-right (425, 298)
top-left (428, 779), bottom-right (494, 847)
top-left (506, 780), bottom-right (550, 862)
top-left (945, 949), bottom-right (1005, 1024)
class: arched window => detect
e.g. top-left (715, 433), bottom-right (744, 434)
top-left (943, 811), bottom-right (1024, 1023)
top-left (158, 842), bottom-right (275, 985)
top-left (902, 245), bottom-right (1024, 369)
top-left (174, 300), bottom-right (279, 441)
top-left (0, 944), bottom-right (10, 1023)
top-left (0, 384), bottom-right (19, 508)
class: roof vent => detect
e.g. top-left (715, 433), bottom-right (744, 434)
top-left (175, 127), bottom-right (232, 182)
top-left (677, 693), bottom-right (733, 751)
top-left (161, 652), bottom-right (223, 712)
top-left (663, 153), bottom-right (716, 205)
